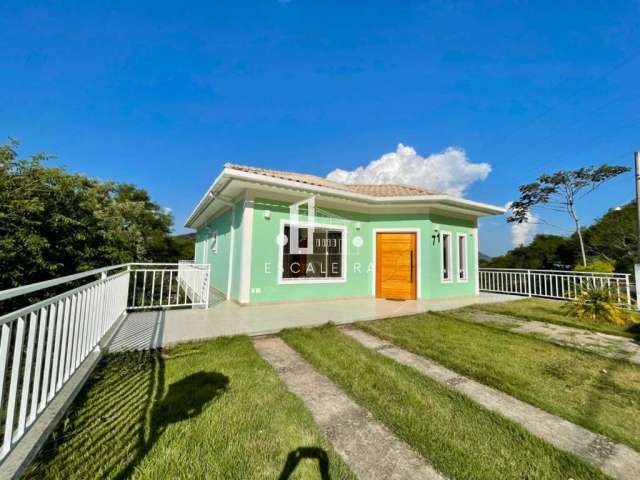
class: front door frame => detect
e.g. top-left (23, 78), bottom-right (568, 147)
top-left (372, 228), bottom-right (421, 299)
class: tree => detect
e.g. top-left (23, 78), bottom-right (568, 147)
top-left (508, 165), bottom-right (630, 266)
top-left (480, 234), bottom-right (575, 270)
top-left (0, 139), bottom-right (183, 293)
top-left (171, 233), bottom-right (196, 261)
top-left (582, 202), bottom-right (637, 273)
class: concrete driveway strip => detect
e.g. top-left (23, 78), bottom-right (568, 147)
top-left (342, 327), bottom-right (640, 480)
top-left (253, 336), bottom-right (446, 480)
top-left (461, 311), bottom-right (640, 365)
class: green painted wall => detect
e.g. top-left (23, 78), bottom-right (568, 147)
top-left (194, 208), bottom-right (234, 295)
top-left (196, 194), bottom-right (479, 304)
top-left (426, 213), bottom-right (477, 299)
top-left (248, 198), bottom-right (478, 303)
top-left (249, 198), bottom-right (370, 303)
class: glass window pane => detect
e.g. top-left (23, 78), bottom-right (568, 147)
top-left (442, 234), bottom-right (450, 280)
top-left (458, 236), bottom-right (467, 279)
top-left (327, 230), bottom-right (342, 254)
top-left (283, 253), bottom-right (305, 278)
top-left (306, 254), bottom-right (327, 278)
top-left (281, 224), bottom-right (344, 281)
top-left (312, 229), bottom-right (328, 254)
top-left (283, 225), bottom-right (290, 254)
top-left (328, 254), bottom-right (342, 277)
top-left (298, 227), bottom-right (308, 249)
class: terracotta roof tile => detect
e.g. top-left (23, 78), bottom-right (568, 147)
top-left (224, 163), bottom-right (438, 197)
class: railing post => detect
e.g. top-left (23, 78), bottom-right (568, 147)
top-left (527, 270), bottom-right (532, 297)
top-left (625, 274), bottom-right (632, 307)
top-left (634, 265), bottom-right (640, 310)
top-left (205, 270), bottom-right (211, 307)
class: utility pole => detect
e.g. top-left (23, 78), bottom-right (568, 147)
top-left (634, 152), bottom-right (640, 308)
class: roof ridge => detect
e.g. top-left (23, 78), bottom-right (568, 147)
top-left (224, 163), bottom-right (439, 196)
top-left (347, 182), bottom-right (438, 194)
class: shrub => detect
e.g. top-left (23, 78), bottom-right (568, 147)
top-left (574, 260), bottom-right (615, 273)
top-left (564, 287), bottom-right (631, 326)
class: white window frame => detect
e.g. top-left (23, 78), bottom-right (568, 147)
top-left (457, 233), bottom-right (468, 282)
top-left (440, 231), bottom-right (453, 283)
top-left (277, 220), bottom-right (348, 284)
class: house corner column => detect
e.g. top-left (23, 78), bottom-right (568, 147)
top-left (473, 224), bottom-right (480, 295)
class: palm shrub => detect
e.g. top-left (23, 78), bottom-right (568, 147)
top-left (564, 287), bottom-right (631, 326)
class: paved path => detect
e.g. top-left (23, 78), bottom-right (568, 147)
top-left (461, 311), bottom-right (640, 364)
top-left (253, 336), bottom-right (446, 480)
top-left (342, 327), bottom-right (640, 480)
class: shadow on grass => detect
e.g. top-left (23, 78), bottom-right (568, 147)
top-left (25, 350), bottom-right (228, 479)
top-left (628, 322), bottom-right (640, 342)
top-left (278, 447), bottom-right (331, 480)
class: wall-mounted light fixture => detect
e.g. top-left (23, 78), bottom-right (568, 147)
top-left (264, 210), bottom-right (271, 219)
top-left (354, 222), bottom-right (361, 231)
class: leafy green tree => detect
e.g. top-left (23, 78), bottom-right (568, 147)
top-left (582, 202), bottom-right (637, 273)
top-left (481, 234), bottom-right (575, 270)
top-left (508, 165), bottom-right (630, 266)
top-left (484, 202), bottom-right (638, 273)
top-left (171, 233), bottom-right (196, 261)
top-left (0, 139), bottom-right (182, 292)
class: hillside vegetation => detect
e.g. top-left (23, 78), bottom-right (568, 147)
top-left (483, 202), bottom-right (637, 273)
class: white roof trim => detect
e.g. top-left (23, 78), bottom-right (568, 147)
top-left (185, 167), bottom-right (505, 227)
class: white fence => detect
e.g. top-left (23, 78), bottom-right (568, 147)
top-left (479, 268), bottom-right (632, 305)
top-left (128, 263), bottom-right (210, 310)
top-left (0, 268), bottom-right (129, 460)
top-left (0, 261), bottom-right (210, 464)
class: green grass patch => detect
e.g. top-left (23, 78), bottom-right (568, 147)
top-left (25, 337), bottom-right (356, 480)
top-left (468, 298), bottom-right (640, 338)
top-left (360, 312), bottom-right (640, 452)
top-left (281, 325), bottom-right (608, 480)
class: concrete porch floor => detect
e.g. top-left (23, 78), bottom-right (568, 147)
top-left (108, 293), bottom-right (519, 352)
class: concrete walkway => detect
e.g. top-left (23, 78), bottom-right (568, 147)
top-left (461, 311), bottom-right (640, 365)
top-left (109, 293), bottom-right (517, 352)
top-left (342, 327), bottom-right (640, 480)
top-left (253, 336), bottom-right (446, 480)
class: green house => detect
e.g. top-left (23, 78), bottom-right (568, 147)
top-left (185, 164), bottom-right (504, 305)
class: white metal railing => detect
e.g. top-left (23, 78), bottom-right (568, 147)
top-left (127, 263), bottom-right (210, 310)
top-left (479, 268), bottom-right (632, 305)
top-left (0, 261), bottom-right (210, 463)
top-left (0, 267), bottom-right (129, 460)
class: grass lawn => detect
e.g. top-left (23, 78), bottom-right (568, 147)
top-left (281, 325), bottom-right (608, 480)
top-left (467, 298), bottom-right (640, 338)
top-left (25, 337), bottom-right (356, 480)
top-left (360, 312), bottom-right (640, 452)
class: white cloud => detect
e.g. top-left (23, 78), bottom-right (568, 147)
top-left (326, 143), bottom-right (491, 197)
top-left (163, 207), bottom-right (173, 214)
top-left (505, 202), bottom-right (538, 247)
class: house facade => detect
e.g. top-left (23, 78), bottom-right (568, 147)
top-left (185, 164), bottom-right (504, 305)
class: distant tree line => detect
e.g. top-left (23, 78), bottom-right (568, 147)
top-left (483, 201), bottom-right (638, 273)
top-left (0, 139), bottom-right (195, 292)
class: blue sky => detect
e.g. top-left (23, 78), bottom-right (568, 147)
top-left (2, 1), bottom-right (639, 256)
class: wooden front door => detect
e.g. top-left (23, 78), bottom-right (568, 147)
top-left (376, 232), bottom-right (417, 300)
